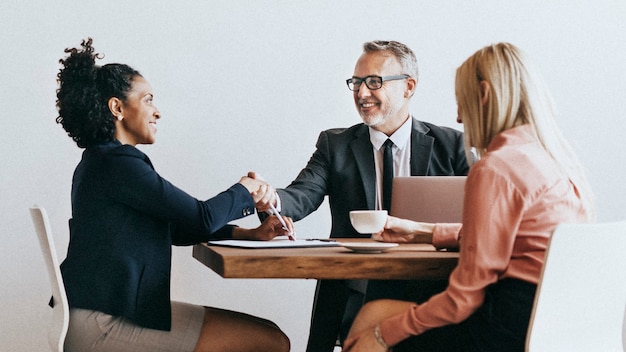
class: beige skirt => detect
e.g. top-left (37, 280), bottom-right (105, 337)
top-left (64, 301), bottom-right (204, 352)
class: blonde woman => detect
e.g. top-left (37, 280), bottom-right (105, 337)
top-left (343, 42), bottom-right (595, 352)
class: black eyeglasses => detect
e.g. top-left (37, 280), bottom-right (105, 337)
top-left (346, 74), bottom-right (409, 91)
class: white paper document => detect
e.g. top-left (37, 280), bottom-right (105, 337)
top-left (208, 238), bottom-right (338, 249)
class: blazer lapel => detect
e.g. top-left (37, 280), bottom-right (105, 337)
top-left (351, 127), bottom-right (377, 209)
top-left (410, 118), bottom-right (435, 176)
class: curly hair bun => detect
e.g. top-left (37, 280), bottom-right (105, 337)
top-left (55, 38), bottom-right (139, 148)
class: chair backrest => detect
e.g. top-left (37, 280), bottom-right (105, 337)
top-left (30, 206), bottom-right (69, 352)
top-left (525, 221), bottom-right (626, 351)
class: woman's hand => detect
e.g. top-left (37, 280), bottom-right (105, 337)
top-left (372, 216), bottom-right (434, 244)
top-left (232, 215), bottom-right (295, 241)
top-left (343, 327), bottom-right (389, 352)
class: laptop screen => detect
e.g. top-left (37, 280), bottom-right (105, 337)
top-left (390, 176), bottom-right (466, 223)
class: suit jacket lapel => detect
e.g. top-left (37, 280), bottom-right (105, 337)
top-left (410, 118), bottom-right (435, 176)
top-left (350, 119), bottom-right (435, 208)
top-left (351, 126), bottom-right (377, 209)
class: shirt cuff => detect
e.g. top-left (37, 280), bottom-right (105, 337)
top-left (432, 223), bottom-right (462, 249)
top-left (275, 194), bottom-right (282, 212)
top-left (379, 309), bottom-right (416, 346)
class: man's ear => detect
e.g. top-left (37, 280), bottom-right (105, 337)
top-left (405, 76), bottom-right (417, 98)
top-left (480, 81), bottom-right (490, 106)
top-left (108, 97), bottom-right (123, 120)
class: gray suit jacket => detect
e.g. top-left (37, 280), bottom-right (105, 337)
top-left (277, 117), bottom-right (470, 238)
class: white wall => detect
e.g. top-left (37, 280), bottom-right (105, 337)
top-left (1, 1), bottom-right (625, 351)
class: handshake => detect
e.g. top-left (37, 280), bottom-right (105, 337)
top-left (238, 171), bottom-right (277, 213)
top-left (236, 171), bottom-right (296, 241)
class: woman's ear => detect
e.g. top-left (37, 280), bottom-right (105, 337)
top-left (108, 97), bottom-right (123, 121)
top-left (480, 81), bottom-right (490, 106)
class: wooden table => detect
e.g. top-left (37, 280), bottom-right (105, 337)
top-left (192, 238), bottom-right (458, 280)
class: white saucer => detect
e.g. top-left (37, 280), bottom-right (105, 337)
top-left (338, 242), bottom-right (398, 254)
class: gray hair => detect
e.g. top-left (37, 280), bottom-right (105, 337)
top-left (363, 40), bottom-right (419, 83)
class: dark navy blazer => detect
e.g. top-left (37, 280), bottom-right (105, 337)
top-left (60, 141), bottom-right (255, 330)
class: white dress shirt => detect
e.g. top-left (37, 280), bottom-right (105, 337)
top-left (369, 116), bottom-right (412, 210)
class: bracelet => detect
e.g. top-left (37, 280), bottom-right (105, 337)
top-left (373, 324), bottom-right (390, 350)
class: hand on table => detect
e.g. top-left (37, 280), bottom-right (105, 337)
top-left (232, 215), bottom-right (295, 241)
top-left (372, 215), bottom-right (434, 244)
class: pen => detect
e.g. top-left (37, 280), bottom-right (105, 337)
top-left (269, 203), bottom-right (295, 241)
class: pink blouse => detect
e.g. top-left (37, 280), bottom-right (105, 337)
top-left (380, 125), bottom-right (590, 346)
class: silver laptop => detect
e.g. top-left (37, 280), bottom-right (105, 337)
top-left (389, 176), bottom-right (466, 223)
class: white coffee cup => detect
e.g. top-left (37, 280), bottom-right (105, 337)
top-left (349, 210), bottom-right (388, 234)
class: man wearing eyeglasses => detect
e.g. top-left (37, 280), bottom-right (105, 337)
top-left (260, 40), bottom-right (470, 351)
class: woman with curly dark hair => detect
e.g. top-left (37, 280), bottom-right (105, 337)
top-left (55, 38), bottom-right (291, 352)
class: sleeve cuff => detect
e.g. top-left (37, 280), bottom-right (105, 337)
top-left (379, 312), bottom-right (414, 346)
top-left (432, 223), bottom-right (462, 249)
top-left (275, 194), bottom-right (282, 212)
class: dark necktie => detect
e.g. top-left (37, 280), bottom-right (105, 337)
top-left (382, 139), bottom-right (394, 211)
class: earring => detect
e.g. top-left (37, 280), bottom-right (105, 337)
top-left (117, 115), bottom-right (124, 121)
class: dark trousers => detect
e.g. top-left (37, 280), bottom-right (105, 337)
top-left (306, 279), bottom-right (448, 352)
top-left (394, 278), bottom-right (537, 352)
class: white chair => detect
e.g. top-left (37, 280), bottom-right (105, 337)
top-left (30, 206), bottom-right (69, 352)
top-left (526, 221), bottom-right (626, 351)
